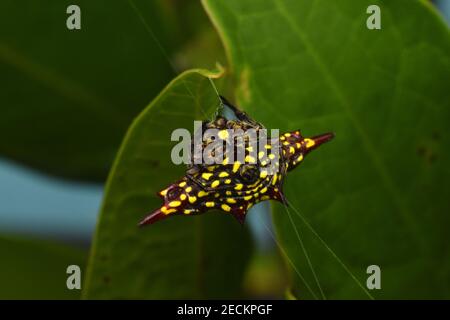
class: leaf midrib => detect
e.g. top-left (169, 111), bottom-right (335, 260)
top-left (271, 0), bottom-right (422, 248)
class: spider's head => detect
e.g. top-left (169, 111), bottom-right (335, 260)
top-left (280, 130), bottom-right (335, 171)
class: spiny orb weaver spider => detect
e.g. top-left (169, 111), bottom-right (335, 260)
top-left (139, 96), bottom-right (334, 226)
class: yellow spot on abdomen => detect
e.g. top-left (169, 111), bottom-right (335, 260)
top-left (206, 201), bottom-right (215, 207)
top-left (305, 138), bottom-right (315, 148)
top-left (211, 180), bottom-right (220, 188)
top-left (218, 130), bottom-right (229, 140)
top-left (202, 173), bottom-right (213, 180)
top-left (219, 172), bottom-right (229, 178)
top-left (168, 201), bottom-right (181, 207)
top-left (188, 196), bottom-right (197, 204)
top-left (245, 155), bottom-right (256, 163)
top-left (221, 204), bottom-right (231, 212)
top-left (198, 190), bottom-right (207, 197)
top-left (161, 207), bottom-right (176, 215)
top-left (272, 174), bottom-right (278, 185)
top-left (234, 184), bottom-right (243, 190)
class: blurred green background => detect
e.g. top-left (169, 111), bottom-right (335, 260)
top-left (0, 0), bottom-right (448, 299)
top-left (0, 0), bottom-right (286, 299)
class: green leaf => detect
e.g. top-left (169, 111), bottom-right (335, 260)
top-left (203, 0), bottom-right (450, 299)
top-left (83, 68), bottom-right (253, 299)
top-left (0, 0), bottom-right (215, 181)
top-left (0, 235), bottom-right (86, 299)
